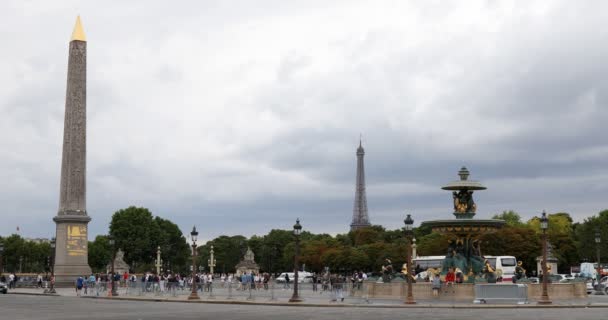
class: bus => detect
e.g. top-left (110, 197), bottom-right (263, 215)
top-left (413, 255), bottom-right (517, 281)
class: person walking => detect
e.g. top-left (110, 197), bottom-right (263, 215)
top-left (8, 273), bottom-right (15, 289)
top-left (312, 272), bottom-right (318, 292)
top-left (284, 273), bottom-right (290, 290)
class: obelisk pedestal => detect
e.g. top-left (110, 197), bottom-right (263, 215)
top-left (53, 16), bottom-right (92, 285)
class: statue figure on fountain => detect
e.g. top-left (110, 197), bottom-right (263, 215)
top-left (469, 239), bottom-right (485, 274)
top-left (452, 238), bottom-right (468, 274)
top-left (453, 190), bottom-right (477, 214)
top-left (442, 240), bottom-right (456, 273)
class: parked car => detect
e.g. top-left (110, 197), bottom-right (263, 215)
top-left (552, 274), bottom-right (573, 283)
top-left (275, 272), bottom-right (313, 283)
top-left (586, 280), bottom-right (595, 294)
top-left (0, 281), bottom-right (7, 294)
top-left (596, 276), bottom-right (608, 294)
top-left (528, 277), bottom-right (539, 284)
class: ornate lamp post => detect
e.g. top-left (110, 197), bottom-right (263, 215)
top-left (208, 245), bottom-right (216, 275)
top-left (188, 226), bottom-right (200, 300)
top-left (48, 238), bottom-right (57, 294)
top-left (289, 218), bottom-right (303, 302)
top-left (404, 214), bottom-right (416, 304)
top-left (108, 237), bottom-right (118, 296)
top-left (596, 228), bottom-right (602, 282)
top-left (0, 242), bottom-right (4, 277)
top-left (538, 211), bottom-right (552, 305)
top-left (155, 246), bottom-right (162, 275)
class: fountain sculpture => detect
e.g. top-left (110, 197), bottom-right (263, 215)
top-left (421, 167), bottom-right (505, 282)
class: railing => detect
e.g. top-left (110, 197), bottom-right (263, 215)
top-left (90, 279), bottom-right (372, 303)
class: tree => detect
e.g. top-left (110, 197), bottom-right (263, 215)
top-left (0, 234), bottom-right (50, 273)
top-left (574, 210), bottom-right (608, 263)
top-left (528, 212), bottom-right (578, 272)
top-left (154, 217), bottom-right (190, 273)
top-left (88, 235), bottom-right (112, 273)
top-left (481, 226), bottom-right (540, 273)
top-left (109, 206), bottom-right (191, 273)
top-left (492, 210), bottom-right (525, 227)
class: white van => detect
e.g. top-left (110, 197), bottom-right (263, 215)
top-left (275, 272), bottom-right (313, 283)
top-left (485, 256), bottom-right (517, 281)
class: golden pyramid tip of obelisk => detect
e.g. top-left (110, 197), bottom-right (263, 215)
top-left (71, 15), bottom-right (86, 42)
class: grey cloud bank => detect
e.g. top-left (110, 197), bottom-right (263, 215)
top-left (1, 1), bottom-right (607, 241)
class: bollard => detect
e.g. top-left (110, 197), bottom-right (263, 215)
top-left (269, 278), bottom-right (276, 301)
top-left (227, 280), bottom-right (234, 300)
top-left (208, 282), bottom-right (215, 299)
top-left (247, 284), bottom-right (254, 300)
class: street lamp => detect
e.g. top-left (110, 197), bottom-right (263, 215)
top-left (47, 238), bottom-right (57, 294)
top-left (538, 211), bottom-right (552, 305)
top-left (596, 227), bottom-right (601, 282)
top-left (404, 214), bottom-right (416, 304)
top-left (108, 237), bottom-right (118, 296)
top-left (289, 218), bottom-right (303, 302)
top-left (188, 226), bottom-right (200, 300)
top-left (208, 245), bottom-right (216, 275)
top-left (0, 242), bottom-right (4, 277)
top-left (155, 246), bottom-right (162, 275)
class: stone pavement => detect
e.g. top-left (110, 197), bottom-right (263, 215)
top-left (7, 286), bottom-right (608, 308)
top-left (3, 294), bottom-right (608, 320)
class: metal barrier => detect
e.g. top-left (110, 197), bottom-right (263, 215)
top-left (83, 279), bottom-right (372, 304)
top-left (474, 284), bottom-right (528, 304)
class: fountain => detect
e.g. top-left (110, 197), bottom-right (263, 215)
top-left (421, 167), bottom-right (505, 282)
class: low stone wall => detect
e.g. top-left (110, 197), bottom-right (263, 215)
top-left (358, 281), bottom-right (587, 302)
top-left (526, 283), bottom-right (587, 300)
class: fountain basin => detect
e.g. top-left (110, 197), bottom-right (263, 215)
top-left (422, 219), bottom-right (505, 236)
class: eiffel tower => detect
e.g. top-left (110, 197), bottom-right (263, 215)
top-left (350, 140), bottom-right (371, 231)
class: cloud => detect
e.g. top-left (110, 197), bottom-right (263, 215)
top-left (1, 0), bottom-right (607, 241)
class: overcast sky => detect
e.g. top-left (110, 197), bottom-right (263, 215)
top-left (1, 1), bottom-right (607, 242)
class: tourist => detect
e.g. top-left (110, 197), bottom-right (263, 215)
top-left (432, 272), bottom-right (441, 297)
top-left (263, 272), bottom-right (270, 290)
top-left (8, 273), bottom-right (15, 289)
top-left (123, 271), bottom-right (129, 288)
top-left (76, 276), bottom-right (84, 296)
top-left (445, 267), bottom-right (455, 285)
top-left (331, 273), bottom-right (344, 302)
top-left (284, 273), bottom-right (290, 290)
top-left (207, 273), bottom-right (213, 292)
top-left (455, 268), bottom-right (464, 284)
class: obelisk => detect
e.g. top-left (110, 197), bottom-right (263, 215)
top-left (53, 16), bottom-right (92, 283)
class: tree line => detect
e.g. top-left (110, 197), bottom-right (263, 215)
top-left (1, 207), bottom-right (606, 275)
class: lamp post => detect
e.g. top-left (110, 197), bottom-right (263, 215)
top-left (108, 237), bottom-right (118, 296)
top-left (188, 226), bottom-right (200, 300)
top-left (289, 218), bottom-right (303, 302)
top-left (48, 238), bottom-right (57, 294)
top-left (208, 245), bottom-right (216, 275)
top-left (538, 211), bottom-right (552, 305)
top-left (595, 227), bottom-right (601, 282)
top-left (155, 246), bottom-right (162, 275)
top-left (0, 242), bottom-right (4, 277)
top-left (404, 214), bottom-right (416, 304)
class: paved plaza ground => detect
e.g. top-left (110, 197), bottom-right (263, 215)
top-left (2, 293), bottom-right (608, 320)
